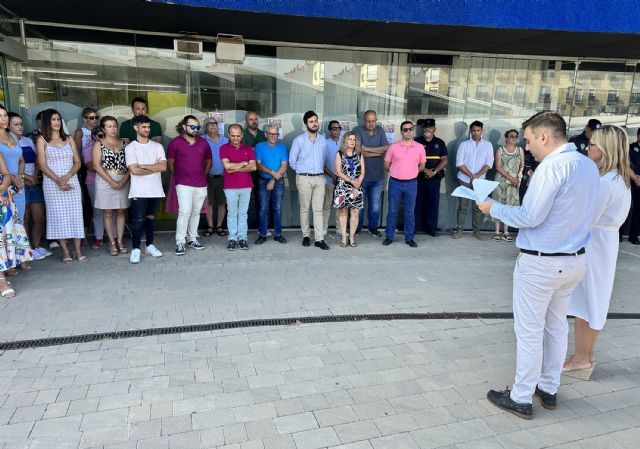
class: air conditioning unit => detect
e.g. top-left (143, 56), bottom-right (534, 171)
top-left (174, 39), bottom-right (203, 60)
top-left (216, 34), bottom-right (245, 64)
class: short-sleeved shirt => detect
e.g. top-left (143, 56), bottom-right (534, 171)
top-left (242, 128), bottom-right (266, 148)
top-left (204, 135), bottom-right (228, 176)
top-left (630, 141), bottom-right (640, 176)
top-left (220, 143), bottom-right (256, 189)
top-left (119, 117), bottom-right (163, 142)
top-left (353, 125), bottom-right (389, 181)
top-left (455, 138), bottom-right (494, 183)
top-left (125, 140), bottom-right (166, 198)
top-left (414, 135), bottom-right (448, 179)
top-left (255, 141), bottom-right (288, 179)
top-left (384, 140), bottom-right (426, 180)
top-left (324, 138), bottom-right (340, 185)
top-left (167, 135), bottom-right (211, 188)
top-left (19, 136), bottom-right (36, 176)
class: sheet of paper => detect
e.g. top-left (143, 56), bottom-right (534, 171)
top-left (450, 179), bottom-right (499, 201)
top-left (451, 185), bottom-right (479, 201)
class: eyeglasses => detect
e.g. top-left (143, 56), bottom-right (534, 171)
top-left (266, 132), bottom-right (279, 136)
top-left (86, 116), bottom-right (98, 120)
top-left (401, 127), bottom-right (414, 132)
top-left (508, 134), bottom-right (518, 138)
top-left (330, 127), bottom-right (342, 131)
top-left (187, 125), bottom-right (201, 131)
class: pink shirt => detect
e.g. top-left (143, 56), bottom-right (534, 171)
top-left (219, 143), bottom-right (256, 189)
top-left (384, 140), bottom-right (426, 180)
top-left (167, 135), bottom-right (211, 188)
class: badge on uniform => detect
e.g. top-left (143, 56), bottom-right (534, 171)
top-left (635, 147), bottom-right (639, 152)
top-left (435, 144), bottom-right (439, 149)
top-left (580, 143), bottom-right (585, 150)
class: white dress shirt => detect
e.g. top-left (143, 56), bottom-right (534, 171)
top-left (490, 143), bottom-right (600, 253)
top-left (455, 138), bottom-right (494, 183)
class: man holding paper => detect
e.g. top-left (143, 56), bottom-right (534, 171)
top-left (477, 111), bottom-right (599, 419)
top-left (453, 120), bottom-right (494, 240)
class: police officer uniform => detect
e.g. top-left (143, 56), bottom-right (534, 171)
top-left (627, 139), bottom-right (640, 244)
top-left (414, 119), bottom-right (448, 236)
top-left (569, 118), bottom-right (601, 156)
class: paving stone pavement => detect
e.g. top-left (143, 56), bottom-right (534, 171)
top-left (0, 230), bottom-right (638, 448)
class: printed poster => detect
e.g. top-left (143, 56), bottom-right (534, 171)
top-left (208, 112), bottom-right (225, 136)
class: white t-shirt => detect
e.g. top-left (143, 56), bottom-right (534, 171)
top-left (125, 140), bottom-right (166, 199)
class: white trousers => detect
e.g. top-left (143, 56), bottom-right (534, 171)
top-left (510, 252), bottom-right (587, 404)
top-left (175, 184), bottom-right (207, 245)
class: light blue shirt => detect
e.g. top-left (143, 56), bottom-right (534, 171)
top-left (490, 143), bottom-right (600, 253)
top-left (289, 132), bottom-right (326, 174)
top-left (204, 135), bottom-right (228, 176)
top-left (324, 137), bottom-right (340, 185)
top-left (255, 141), bottom-right (288, 179)
top-left (455, 137), bottom-right (494, 183)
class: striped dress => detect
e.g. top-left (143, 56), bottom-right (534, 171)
top-left (41, 139), bottom-right (85, 239)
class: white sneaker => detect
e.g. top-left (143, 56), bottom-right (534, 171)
top-left (35, 247), bottom-right (53, 257)
top-left (32, 250), bottom-right (46, 261)
top-left (145, 244), bottom-right (163, 258)
top-left (130, 248), bottom-right (141, 264)
top-left (48, 242), bottom-right (59, 250)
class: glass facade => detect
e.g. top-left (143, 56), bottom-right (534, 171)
top-left (5, 34), bottom-right (640, 230)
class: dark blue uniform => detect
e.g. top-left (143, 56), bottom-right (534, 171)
top-left (627, 141), bottom-right (640, 243)
top-left (414, 135), bottom-right (447, 234)
top-left (569, 132), bottom-right (589, 156)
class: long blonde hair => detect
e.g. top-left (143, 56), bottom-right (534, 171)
top-left (591, 125), bottom-right (631, 188)
top-left (339, 131), bottom-right (361, 156)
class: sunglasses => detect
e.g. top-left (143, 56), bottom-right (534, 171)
top-left (508, 134), bottom-right (518, 138)
top-left (86, 116), bottom-right (98, 120)
top-left (330, 127), bottom-right (342, 131)
top-left (187, 125), bottom-right (201, 131)
top-left (401, 127), bottom-right (414, 132)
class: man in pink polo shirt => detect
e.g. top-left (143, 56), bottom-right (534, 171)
top-left (220, 124), bottom-right (257, 251)
top-left (382, 120), bottom-right (426, 247)
top-left (167, 115), bottom-right (212, 256)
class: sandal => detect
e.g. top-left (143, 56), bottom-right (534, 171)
top-left (109, 241), bottom-right (118, 256)
top-left (116, 240), bottom-right (128, 254)
top-left (502, 234), bottom-right (513, 242)
top-left (62, 252), bottom-right (73, 264)
top-left (6, 268), bottom-right (18, 276)
top-left (350, 241), bottom-right (357, 248)
top-left (203, 226), bottom-right (215, 237)
top-left (76, 254), bottom-right (88, 262)
top-left (340, 237), bottom-right (347, 248)
top-left (215, 226), bottom-right (227, 236)
top-left (493, 233), bottom-right (502, 241)
top-left (0, 276), bottom-right (15, 298)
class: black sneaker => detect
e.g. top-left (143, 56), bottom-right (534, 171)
top-left (427, 231), bottom-right (439, 237)
top-left (274, 235), bottom-right (287, 244)
top-left (382, 238), bottom-right (393, 246)
top-left (629, 238), bottom-right (640, 245)
top-left (239, 239), bottom-right (249, 250)
top-left (406, 240), bottom-right (418, 248)
top-left (368, 228), bottom-right (382, 237)
top-left (534, 385), bottom-right (557, 410)
top-left (187, 240), bottom-right (205, 250)
top-left (486, 388), bottom-right (532, 420)
top-left (255, 236), bottom-right (267, 245)
top-left (227, 240), bottom-right (237, 251)
top-left (302, 236), bottom-right (311, 247)
top-left (314, 240), bottom-right (329, 250)
top-left (174, 243), bottom-right (186, 256)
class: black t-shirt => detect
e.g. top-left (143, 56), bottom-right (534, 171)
top-left (414, 135), bottom-right (448, 179)
top-left (629, 141), bottom-right (640, 176)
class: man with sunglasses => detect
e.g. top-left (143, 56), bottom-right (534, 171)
top-left (382, 121), bottom-right (426, 247)
top-left (203, 117), bottom-right (228, 237)
top-left (168, 115), bottom-right (212, 256)
top-left (322, 120), bottom-right (342, 236)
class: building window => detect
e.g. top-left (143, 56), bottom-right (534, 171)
top-left (476, 85), bottom-right (488, 101)
top-left (367, 65), bottom-right (378, 81)
top-left (513, 86), bottom-right (525, 103)
top-left (565, 86), bottom-right (574, 101)
top-left (538, 86), bottom-right (551, 103)
top-left (494, 85), bottom-right (508, 102)
top-left (429, 68), bottom-right (440, 83)
top-left (575, 89), bottom-right (584, 103)
top-left (607, 90), bottom-right (619, 104)
top-left (587, 89), bottom-right (596, 103)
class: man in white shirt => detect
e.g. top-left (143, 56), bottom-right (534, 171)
top-left (453, 120), bottom-right (494, 240)
top-left (477, 111), bottom-right (599, 420)
top-left (125, 115), bottom-right (168, 264)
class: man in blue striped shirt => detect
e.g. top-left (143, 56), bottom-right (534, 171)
top-left (478, 111), bottom-right (599, 419)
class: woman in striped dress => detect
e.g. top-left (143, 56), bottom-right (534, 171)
top-left (36, 109), bottom-right (86, 263)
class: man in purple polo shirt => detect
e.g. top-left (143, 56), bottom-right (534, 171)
top-left (167, 115), bottom-right (212, 256)
top-left (220, 124), bottom-right (257, 251)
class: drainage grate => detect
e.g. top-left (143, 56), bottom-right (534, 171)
top-left (1, 312), bottom-right (638, 351)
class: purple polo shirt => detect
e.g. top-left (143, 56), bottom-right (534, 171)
top-left (219, 143), bottom-right (256, 189)
top-left (167, 135), bottom-right (211, 187)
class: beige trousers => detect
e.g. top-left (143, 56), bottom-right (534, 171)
top-left (296, 175), bottom-right (325, 241)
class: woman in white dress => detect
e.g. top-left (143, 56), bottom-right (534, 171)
top-left (564, 125), bottom-right (632, 373)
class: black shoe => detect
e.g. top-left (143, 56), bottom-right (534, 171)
top-left (368, 228), bottom-right (382, 238)
top-left (427, 231), bottom-right (439, 237)
top-left (302, 236), bottom-right (311, 247)
top-left (314, 240), bottom-right (330, 250)
top-left (174, 243), bottom-right (186, 256)
top-left (486, 388), bottom-right (532, 420)
top-left (239, 239), bottom-right (249, 250)
top-left (534, 385), bottom-right (557, 410)
top-left (255, 236), bottom-right (267, 245)
top-left (274, 235), bottom-right (287, 244)
top-left (629, 238), bottom-right (640, 245)
top-left (187, 239), bottom-right (205, 250)
top-left (406, 240), bottom-right (418, 248)
top-left (227, 240), bottom-right (237, 251)
top-left (382, 238), bottom-right (393, 246)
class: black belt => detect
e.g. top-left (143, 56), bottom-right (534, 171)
top-left (390, 176), bottom-right (417, 182)
top-left (298, 173), bottom-right (323, 176)
top-left (208, 174), bottom-right (223, 178)
top-left (520, 247), bottom-right (585, 257)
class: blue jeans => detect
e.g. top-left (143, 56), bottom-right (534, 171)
top-left (385, 177), bottom-right (417, 241)
top-left (258, 178), bottom-right (284, 237)
top-left (357, 179), bottom-right (383, 232)
top-left (224, 188), bottom-right (252, 241)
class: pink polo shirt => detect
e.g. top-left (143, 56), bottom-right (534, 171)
top-left (219, 143), bottom-right (256, 189)
top-left (384, 140), bottom-right (426, 180)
